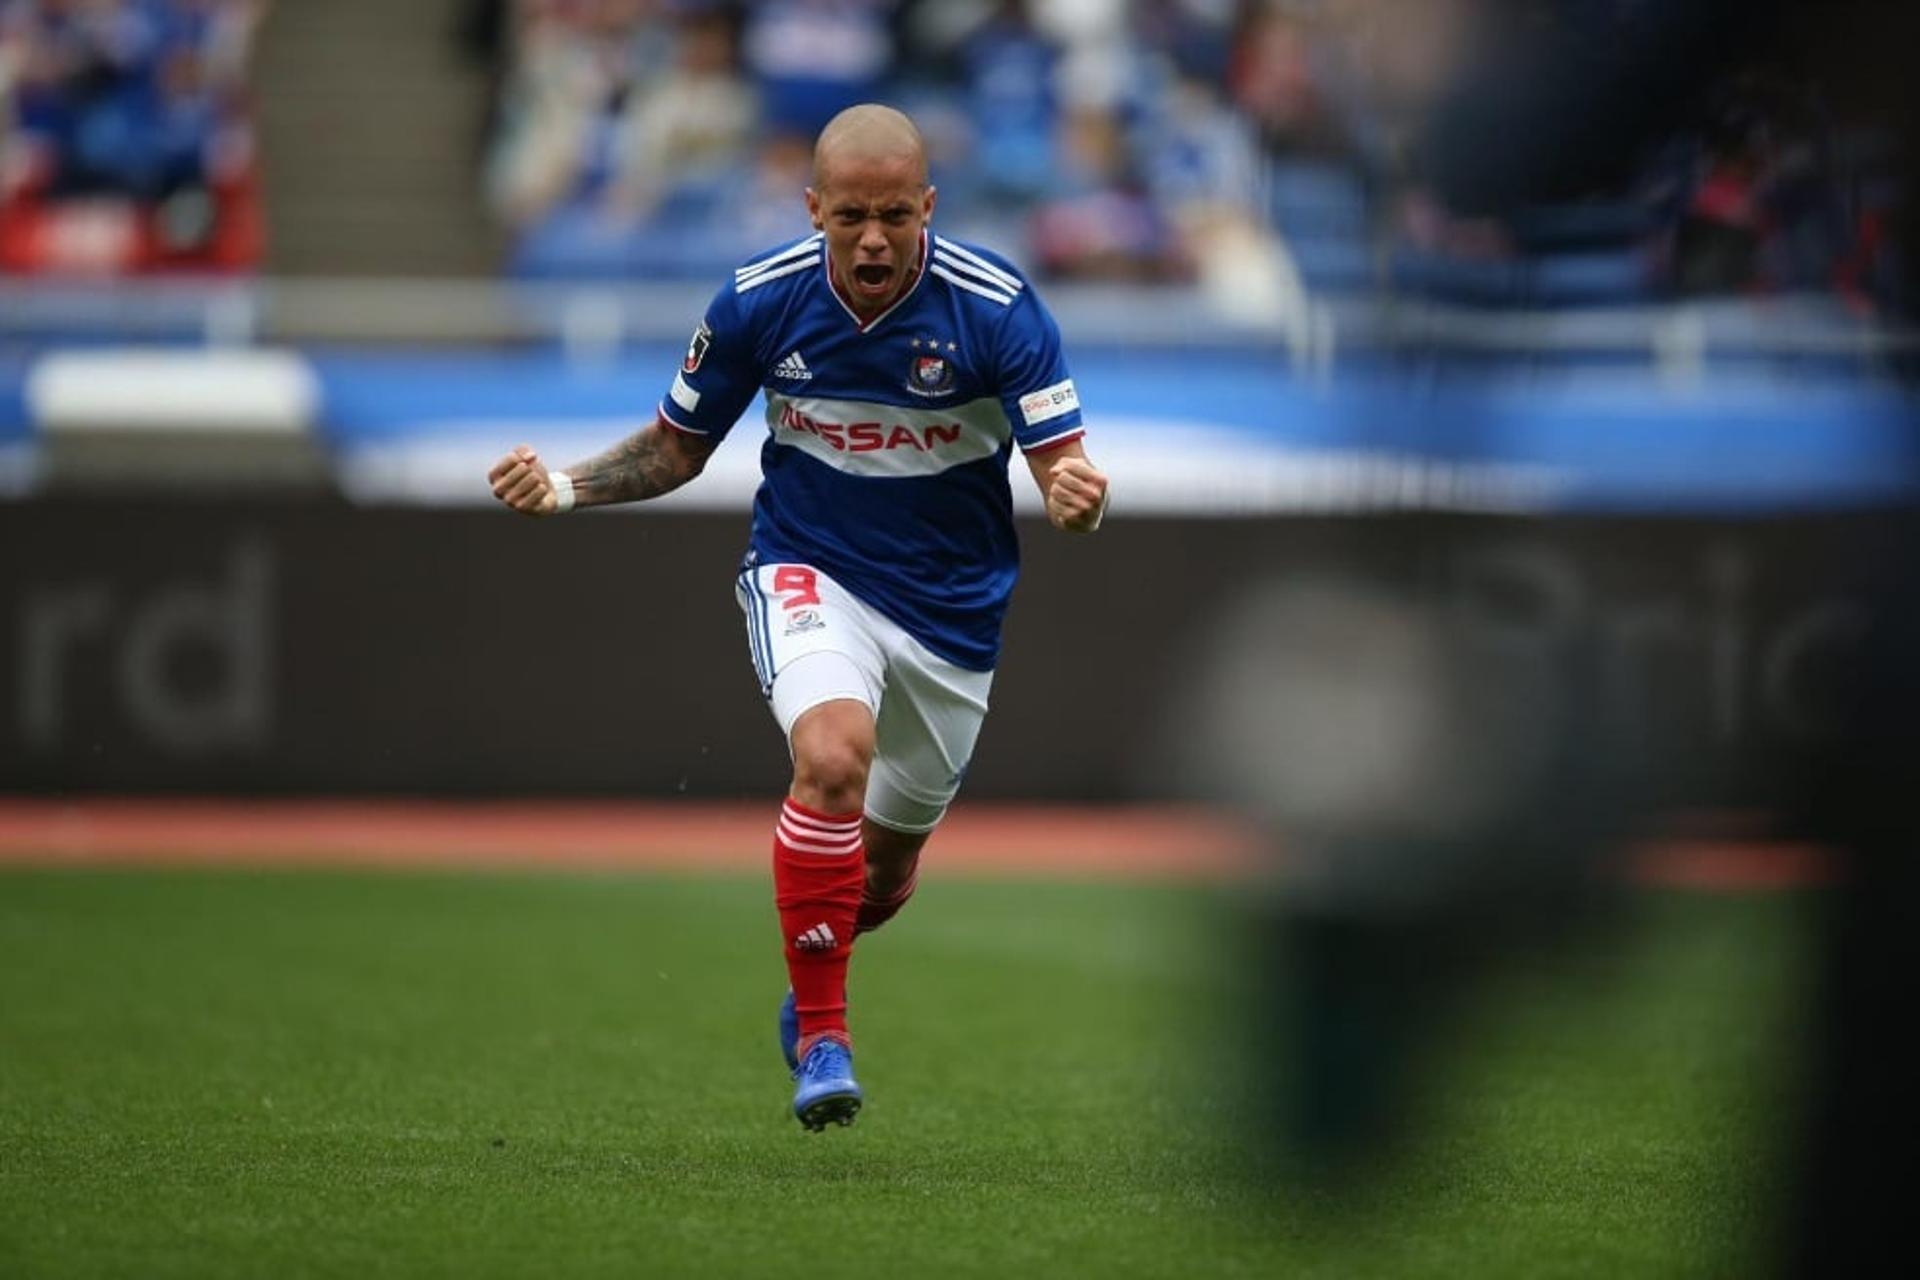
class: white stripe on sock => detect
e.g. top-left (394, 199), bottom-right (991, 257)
top-left (778, 830), bottom-right (863, 856)
top-left (781, 806), bottom-right (861, 834)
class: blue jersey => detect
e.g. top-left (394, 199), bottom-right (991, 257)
top-left (657, 229), bottom-right (1085, 671)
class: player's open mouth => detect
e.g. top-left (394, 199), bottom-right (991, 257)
top-left (852, 263), bottom-right (893, 293)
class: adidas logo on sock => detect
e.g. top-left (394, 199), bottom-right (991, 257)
top-left (773, 350), bottom-right (812, 381)
top-left (793, 922), bottom-right (838, 952)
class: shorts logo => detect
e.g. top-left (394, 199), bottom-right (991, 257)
top-left (784, 608), bottom-right (826, 636)
top-left (683, 322), bottom-right (712, 374)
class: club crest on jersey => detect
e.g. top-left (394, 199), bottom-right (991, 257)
top-left (907, 353), bottom-right (956, 397)
top-left (784, 608), bottom-right (826, 636)
top-left (683, 322), bottom-right (712, 374)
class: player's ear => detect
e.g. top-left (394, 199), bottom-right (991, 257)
top-left (922, 184), bottom-right (937, 224)
top-left (805, 187), bottom-right (823, 231)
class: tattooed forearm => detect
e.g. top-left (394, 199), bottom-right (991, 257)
top-left (567, 422), bottom-right (711, 507)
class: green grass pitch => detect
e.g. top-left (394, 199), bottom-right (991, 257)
top-left (1, 868), bottom-right (1806, 1278)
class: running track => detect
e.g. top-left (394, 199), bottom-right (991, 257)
top-left (0, 799), bottom-right (1832, 889)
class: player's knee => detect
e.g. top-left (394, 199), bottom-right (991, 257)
top-left (789, 699), bottom-right (873, 814)
top-left (792, 739), bottom-right (870, 814)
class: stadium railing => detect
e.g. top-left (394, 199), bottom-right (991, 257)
top-left (0, 277), bottom-right (1912, 516)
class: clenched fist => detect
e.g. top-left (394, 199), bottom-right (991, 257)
top-left (1045, 455), bottom-right (1109, 533)
top-left (488, 445), bottom-right (562, 516)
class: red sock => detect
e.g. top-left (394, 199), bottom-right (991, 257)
top-left (855, 863), bottom-right (920, 935)
top-left (773, 798), bottom-right (864, 1043)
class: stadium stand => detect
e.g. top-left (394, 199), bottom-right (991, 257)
top-left (0, 0), bottom-right (264, 274)
top-left (481, 0), bottom-right (1900, 318)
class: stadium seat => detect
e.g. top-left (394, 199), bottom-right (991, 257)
top-left (1529, 250), bottom-right (1653, 306)
top-left (1508, 201), bottom-right (1658, 252)
top-left (1264, 160), bottom-right (1370, 241)
top-left (1285, 236), bottom-right (1374, 293)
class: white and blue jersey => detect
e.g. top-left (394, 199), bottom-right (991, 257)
top-left (657, 228), bottom-right (1085, 672)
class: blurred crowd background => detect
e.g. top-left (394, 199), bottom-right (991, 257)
top-left (0, 0), bottom-right (1903, 320)
top-left (0, 0), bottom-right (264, 272)
top-left (473, 0), bottom-right (1903, 314)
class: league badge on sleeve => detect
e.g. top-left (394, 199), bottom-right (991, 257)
top-left (684, 322), bottom-right (712, 374)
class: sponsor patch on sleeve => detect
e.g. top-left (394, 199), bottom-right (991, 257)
top-left (1018, 379), bottom-right (1079, 428)
top-left (669, 371), bottom-right (701, 413)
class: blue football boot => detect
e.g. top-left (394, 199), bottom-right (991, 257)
top-left (792, 1035), bottom-right (862, 1131)
top-left (778, 989), bottom-right (799, 1072)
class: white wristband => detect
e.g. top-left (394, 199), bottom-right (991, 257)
top-left (550, 470), bottom-right (576, 514)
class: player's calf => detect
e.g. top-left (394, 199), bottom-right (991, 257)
top-left (854, 816), bottom-right (932, 934)
top-left (773, 798), bottom-right (865, 1043)
top-left (855, 867), bottom-right (919, 935)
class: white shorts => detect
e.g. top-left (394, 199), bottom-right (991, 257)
top-left (735, 562), bottom-right (994, 833)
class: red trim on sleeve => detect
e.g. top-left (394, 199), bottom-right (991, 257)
top-left (1022, 429), bottom-right (1086, 456)
top-left (656, 404), bottom-right (708, 437)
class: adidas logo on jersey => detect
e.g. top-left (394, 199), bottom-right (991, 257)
top-left (773, 351), bottom-right (812, 382)
top-left (794, 922), bottom-right (838, 952)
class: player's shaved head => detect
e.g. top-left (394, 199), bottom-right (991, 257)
top-left (812, 104), bottom-right (928, 190)
top-left (806, 104), bottom-right (936, 319)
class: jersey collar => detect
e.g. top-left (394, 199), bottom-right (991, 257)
top-left (825, 228), bottom-right (929, 334)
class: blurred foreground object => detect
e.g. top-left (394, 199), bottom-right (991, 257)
top-left (1170, 2), bottom-right (1920, 1273)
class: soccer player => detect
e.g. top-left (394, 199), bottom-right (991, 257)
top-left (487, 104), bottom-right (1109, 1131)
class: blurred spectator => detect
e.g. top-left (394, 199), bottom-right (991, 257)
top-left (1029, 103), bottom-right (1179, 282)
top-left (1391, 187), bottom-right (1511, 260)
top-left (1228, 1), bottom-right (1335, 155)
top-left (1668, 101), bottom-right (1771, 295)
top-left (154, 0), bottom-right (258, 89)
top-left (486, 0), bottom-right (670, 227)
top-left (605, 5), bottom-right (755, 222)
top-left (960, 0), bottom-right (1058, 204)
top-left (1134, 0), bottom-right (1237, 86)
top-left (1027, 8), bottom-right (1187, 281)
top-left (739, 0), bottom-right (893, 138)
top-left (721, 127), bottom-right (814, 243)
top-left (1139, 69), bottom-right (1295, 319)
top-left (1658, 74), bottom-right (1857, 299)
